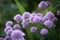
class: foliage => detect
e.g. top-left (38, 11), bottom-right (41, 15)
top-left (0, 0), bottom-right (60, 40)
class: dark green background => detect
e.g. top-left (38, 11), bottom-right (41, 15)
top-left (0, 0), bottom-right (60, 40)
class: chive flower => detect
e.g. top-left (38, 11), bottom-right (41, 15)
top-left (30, 27), bottom-right (37, 32)
top-left (46, 1), bottom-right (51, 7)
top-left (57, 11), bottom-right (60, 16)
top-left (40, 28), bottom-right (48, 35)
top-left (37, 13), bottom-right (42, 17)
top-left (29, 13), bottom-right (36, 23)
top-left (4, 26), bottom-right (12, 33)
top-left (14, 14), bottom-right (22, 21)
top-left (38, 1), bottom-right (48, 8)
top-left (33, 16), bottom-right (42, 23)
top-left (21, 20), bottom-right (28, 29)
top-left (13, 24), bottom-right (21, 30)
top-left (46, 12), bottom-right (55, 19)
top-left (22, 12), bottom-right (30, 19)
top-left (42, 16), bottom-right (48, 22)
top-left (44, 20), bottom-right (53, 28)
top-left (11, 30), bottom-right (25, 40)
top-left (51, 17), bottom-right (57, 22)
top-left (5, 21), bottom-right (13, 26)
top-left (6, 29), bottom-right (13, 36)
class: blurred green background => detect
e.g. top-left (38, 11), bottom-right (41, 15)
top-left (0, 0), bottom-right (60, 40)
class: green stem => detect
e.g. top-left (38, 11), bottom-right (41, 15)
top-left (26, 28), bottom-right (34, 40)
top-left (26, 24), bottom-right (34, 40)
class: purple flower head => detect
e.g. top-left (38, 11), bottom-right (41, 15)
top-left (29, 13), bottom-right (36, 23)
top-left (21, 20), bottom-right (28, 29)
top-left (38, 1), bottom-right (48, 8)
top-left (30, 27), bottom-right (37, 32)
top-left (0, 38), bottom-right (3, 40)
top-left (40, 28), bottom-right (48, 35)
top-left (46, 12), bottom-right (55, 19)
top-left (33, 16), bottom-right (42, 23)
top-left (31, 13), bottom-right (37, 16)
top-left (44, 20), bottom-right (53, 28)
top-left (4, 36), bottom-right (12, 40)
top-left (13, 24), bottom-right (21, 30)
top-left (6, 29), bottom-right (13, 36)
top-left (46, 1), bottom-right (51, 7)
top-left (57, 11), bottom-right (60, 16)
top-left (5, 21), bottom-right (13, 26)
top-left (37, 13), bottom-right (42, 17)
top-left (23, 12), bottom-right (30, 19)
top-left (4, 26), bottom-right (12, 33)
top-left (52, 17), bottom-right (57, 22)
top-left (14, 14), bottom-right (22, 21)
top-left (42, 16), bottom-right (48, 22)
top-left (11, 30), bottom-right (25, 39)
top-left (23, 19), bottom-right (30, 23)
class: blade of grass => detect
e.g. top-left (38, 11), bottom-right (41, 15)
top-left (15, 0), bottom-right (25, 15)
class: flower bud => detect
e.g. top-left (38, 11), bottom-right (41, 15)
top-left (13, 24), bottom-right (21, 30)
top-left (57, 11), bottom-right (60, 16)
top-left (30, 27), bottom-right (37, 32)
top-left (40, 28), bottom-right (48, 35)
top-left (14, 14), bottom-right (22, 21)
top-left (44, 20), bottom-right (53, 28)
top-left (5, 21), bottom-right (13, 26)
top-left (38, 1), bottom-right (48, 8)
top-left (23, 12), bottom-right (30, 19)
top-left (46, 12), bottom-right (55, 19)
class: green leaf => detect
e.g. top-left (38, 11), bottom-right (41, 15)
top-left (43, 2), bottom-right (60, 14)
top-left (47, 28), bottom-right (57, 40)
top-left (15, 0), bottom-right (25, 15)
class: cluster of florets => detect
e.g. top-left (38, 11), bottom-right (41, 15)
top-left (4, 21), bottom-right (25, 40)
top-left (3, 11), bottom-right (57, 40)
top-left (0, 1), bottom-right (59, 40)
top-left (38, 1), bottom-right (51, 8)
